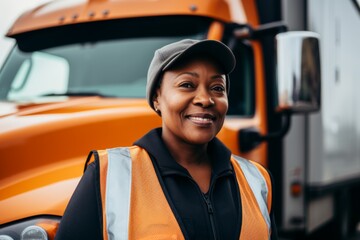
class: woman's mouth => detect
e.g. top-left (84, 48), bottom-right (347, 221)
top-left (186, 114), bottom-right (215, 126)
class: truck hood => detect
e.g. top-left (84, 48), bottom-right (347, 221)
top-left (0, 96), bottom-right (146, 117)
top-left (0, 102), bottom-right (19, 117)
top-left (0, 96), bottom-right (161, 224)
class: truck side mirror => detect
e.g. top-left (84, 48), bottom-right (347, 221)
top-left (239, 31), bottom-right (322, 153)
top-left (275, 31), bottom-right (321, 113)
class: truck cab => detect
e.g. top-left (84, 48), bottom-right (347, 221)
top-left (0, 0), bottom-right (324, 239)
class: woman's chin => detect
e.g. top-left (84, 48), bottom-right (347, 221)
top-left (184, 132), bottom-right (217, 145)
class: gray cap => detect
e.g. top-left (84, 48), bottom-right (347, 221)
top-left (146, 39), bottom-right (236, 110)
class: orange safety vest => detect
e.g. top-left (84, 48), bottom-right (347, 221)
top-left (90, 146), bottom-right (272, 240)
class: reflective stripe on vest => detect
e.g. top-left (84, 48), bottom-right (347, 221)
top-left (97, 146), bottom-right (271, 240)
top-left (106, 148), bottom-right (132, 240)
top-left (231, 155), bottom-right (271, 239)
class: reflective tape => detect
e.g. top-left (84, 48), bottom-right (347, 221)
top-left (232, 155), bottom-right (271, 234)
top-left (106, 148), bottom-right (132, 240)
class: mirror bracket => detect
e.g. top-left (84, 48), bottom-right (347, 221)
top-left (233, 21), bottom-right (287, 39)
top-left (239, 111), bottom-right (292, 153)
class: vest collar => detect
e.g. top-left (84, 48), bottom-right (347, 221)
top-left (134, 128), bottom-right (233, 177)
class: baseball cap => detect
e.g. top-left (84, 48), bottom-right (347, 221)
top-left (146, 39), bottom-right (236, 110)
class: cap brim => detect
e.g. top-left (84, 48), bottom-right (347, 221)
top-left (162, 40), bottom-right (236, 74)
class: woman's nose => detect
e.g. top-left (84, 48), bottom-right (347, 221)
top-left (193, 88), bottom-right (215, 107)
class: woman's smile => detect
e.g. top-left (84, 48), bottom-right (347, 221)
top-left (153, 57), bottom-right (228, 146)
top-left (186, 113), bottom-right (216, 126)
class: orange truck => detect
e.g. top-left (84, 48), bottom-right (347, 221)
top-left (0, 0), bottom-right (359, 239)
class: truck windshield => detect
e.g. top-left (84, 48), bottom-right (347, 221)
top-left (0, 16), bottom-right (255, 116)
top-left (0, 17), bottom-right (209, 101)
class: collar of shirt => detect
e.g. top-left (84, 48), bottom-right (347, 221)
top-left (134, 128), bottom-right (233, 178)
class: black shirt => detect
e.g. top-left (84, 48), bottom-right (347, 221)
top-left (55, 128), bottom-right (278, 240)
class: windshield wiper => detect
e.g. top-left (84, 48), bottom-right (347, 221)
top-left (41, 92), bottom-right (111, 97)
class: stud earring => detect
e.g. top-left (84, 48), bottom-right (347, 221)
top-left (155, 106), bottom-right (160, 113)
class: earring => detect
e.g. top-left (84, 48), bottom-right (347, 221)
top-left (155, 106), bottom-right (160, 113)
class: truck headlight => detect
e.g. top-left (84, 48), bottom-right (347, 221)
top-left (0, 235), bottom-right (15, 240)
top-left (0, 217), bottom-right (60, 240)
top-left (21, 226), bottom-right (47, 240)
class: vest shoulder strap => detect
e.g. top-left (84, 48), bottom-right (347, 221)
top-left (96, 146), bottom-right (184, 240)
top-left (231, 155), bottom-right (272, 239)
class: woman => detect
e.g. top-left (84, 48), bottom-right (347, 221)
top-left (55, 39), bottom-right (277, 240)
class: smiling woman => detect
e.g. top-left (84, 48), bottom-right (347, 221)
top-left (55, 39), bottom-right (278, 240)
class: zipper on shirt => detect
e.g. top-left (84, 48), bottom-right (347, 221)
top-left (203, 193), bottom-right (218, 240)
top-left (182, 172), bottom-right (231, 240)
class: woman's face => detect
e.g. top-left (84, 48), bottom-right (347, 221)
top-left (154, 58), bottom-right (228, 146)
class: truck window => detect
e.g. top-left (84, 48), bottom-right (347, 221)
top-left (0, 16), bottom-right (254, 116)
top-left (0, 17), bottom-right (210, 102)
top-left (8, 51), bottom-right (69, 101)
top-left (227, 40), bottom-right (255, 116)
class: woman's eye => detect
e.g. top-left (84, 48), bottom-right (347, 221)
top-left (179, 83), bottom-right (194, 88)
top-left (212, 86), bottom-right (225, 92)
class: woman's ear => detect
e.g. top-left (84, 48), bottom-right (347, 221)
top-left (153, 90), bottom-right (161, 115)
top-left (153, 93), bottom-right (158, 108)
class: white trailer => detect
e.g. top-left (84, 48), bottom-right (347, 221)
top-left (280, 0), bottom-right (360, 239)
